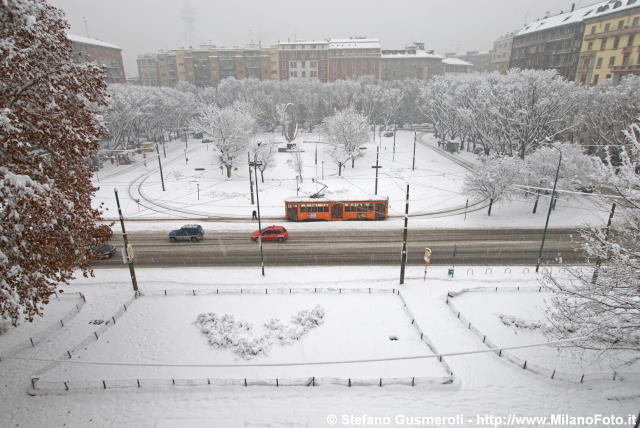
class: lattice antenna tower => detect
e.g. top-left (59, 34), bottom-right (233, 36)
top-left (181, 0), bottom-right (196, 48)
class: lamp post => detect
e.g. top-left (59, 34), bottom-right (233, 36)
top-left (536, 143), bottom-right (562, 273)
top-left (250, 144), bottom-right (265, 276)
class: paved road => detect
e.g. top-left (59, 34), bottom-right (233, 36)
top-left (93, 228), bottom-right (584, 268)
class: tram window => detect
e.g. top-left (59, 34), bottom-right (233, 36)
top-left (301, 205), bottom-right (306, 213)
top-left (324, 205), bottom-right (329, 212)
top-left (369, 204), bottom-right (374, 211)
top-left (345, 204), bottom-right (351, 212)
top-left (312, 205), bottom-right (317, 212)
top-left (357, 204), bottom-right (363, 212)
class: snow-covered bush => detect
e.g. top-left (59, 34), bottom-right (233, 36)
top-left (195, 305), bottom-right (325, 359)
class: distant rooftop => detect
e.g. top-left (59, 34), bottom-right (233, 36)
top-left (381, 51), bottom-right (444, 59)
top-left (442, 57), bottom-right (473, 66)
top-left (329, 38), bottom-right (381, 49)
top-left (516, 0), bottom-right (640, 36)
top-left (67, 33), bottom-right (121, 50)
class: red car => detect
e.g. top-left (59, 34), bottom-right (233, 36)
top-left (251, 225), bottom-right (288, 242)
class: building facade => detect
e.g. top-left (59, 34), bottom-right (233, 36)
top-left (327, 38), bottom-right (381, 81)
top-left (442, 57), bottom-right (473, 73)
top-left (446, 51), bottom-right (492, 72)
top-left (137, 45), bottom-right (278, 87)
top-left (509, 9), bottom-right (586, 81)
top-left (577, 1), bottom-right (640, 84)
top-left (380, 43), bottom-right (444, 80)
top-left (68, 33), bottom-right (125, 84)
top-left (278, 41), bottom-right (329, 82)
top-left (490, 33), bottom-right (514, 74)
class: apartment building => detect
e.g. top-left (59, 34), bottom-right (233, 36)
top-left (577, 0), bottom-right (640, 84)
top-left (328, 38), bottom-right (381, 81)
top-left (380, 42), bottom-right (444, 80)
top-left (490, 33), bottom-right (514, 74)
top-left (68, 33), bottom-right (125, 84)
top-left (278, 41), bottom-right (329, 81)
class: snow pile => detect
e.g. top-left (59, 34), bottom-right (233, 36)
top-left (195, 305), bottom-right (325, 359)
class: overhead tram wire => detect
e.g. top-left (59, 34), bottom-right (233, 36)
top-left (6, 336), bottom-right (587, 368)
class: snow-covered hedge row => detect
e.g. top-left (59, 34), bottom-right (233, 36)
top-left (195, 305), bottom-right (325, 359)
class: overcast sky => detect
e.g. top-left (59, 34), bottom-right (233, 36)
top-left (49, 0), bottom-right (597, 78)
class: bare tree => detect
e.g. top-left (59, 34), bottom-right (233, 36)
top-left (542, 119), bottom-right (640, 363)
top-left (322, 107), bottom-right (370, 173)
top-left (190, 103), bottom-right (255, 177)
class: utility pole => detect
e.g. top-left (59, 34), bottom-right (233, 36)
top-left (250, 146), bottom-right (265, 276)
top-left (247, 152), bottom-right (254, 205)
top-left (412, 131), bottom-right (417, 171)
top-left (392, 126), bottom-right (397, 162)
top-left (592, 202), bottom-right (616, 284)
top-left (371, 145), bottom-right (382, 195)
top-left (197, 183), bottom-right (200, 201)
top-left (400, 184), bottom-right (410, 285)
top-left (114, 189), bottom-right (138, 292)
top-left (155, 144), bottom-right (165, 191)
top-left (536, 148), bottom-right (562, 273)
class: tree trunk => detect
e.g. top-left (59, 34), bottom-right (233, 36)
top-left (226, 164), bottom-right (232, 178)
top-left (488, 198), bottom-right (494, 216)
top-left (338, 162), bottom-right (342, 177)
top-left (261, 170), bottom-right (264, 183)
top-left (351, 157), bottom-right (355, 168)
top-left (533, 191), bottom-right (540, 214)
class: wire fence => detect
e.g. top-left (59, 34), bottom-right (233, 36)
top-left (445, 286), bottom-right (640, 384)
top-left (29, 287), bottom-right (454, 394)
top-left (0, 292), bottom-right (85, 360)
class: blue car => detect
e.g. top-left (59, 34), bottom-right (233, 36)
top-left (169, 224), bottom-right (204, 242)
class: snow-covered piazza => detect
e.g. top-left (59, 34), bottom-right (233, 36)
top-left (2, 0), bottom-right (640, 427)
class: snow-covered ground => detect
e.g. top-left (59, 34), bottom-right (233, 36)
top-left (92, 131), bottom-right (609, 232)
top-left (1, 266), bottom-right (638, 427)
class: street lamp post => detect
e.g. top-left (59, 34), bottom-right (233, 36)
top-left (536, 144), bottom-right (562, 273)
top-left (250, 144), bottom-right (265, 276)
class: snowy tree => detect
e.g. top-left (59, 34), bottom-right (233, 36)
top-left (322, 108), bottom-right (370, 174)
top-left (0, 0), bottom-right (109, 324)
top-left (523, 143), bottom-right (605, 193)
top-left (463, 155), bottom-right (522, 215)
top-left (190, 103), bottom-right (255, 177)
top-left (542, 119), bottom-right (640, 361)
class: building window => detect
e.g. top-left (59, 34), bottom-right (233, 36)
top-left (588, 41), bottom-right (593, 50)
top-left (590, 26), bottom-right (596, 34)
top-left (290, 61), bottom-right (297, 68)
top-left (291, 71), bottom-right (297, 77)
top-left (310, 60), bottom-right (317, 68)
top-left (614, 37), bottom-right (620, 48)
top-left (592, 74), bottom-right (599, 84)
top-left (310, 71), bottom-right (317, 77)
top-left (301, 71), bottom-right (306, 77)
top-left (623, 54), bottom-right (630, 65)
top-left (609, 56), bottom-right (615, 66)
top-left (634, 17), bottom-right (639, 26)
top-left (601, 38), bottom-right (607, 50)
top-left (583, 57), bottom-right (591, 68)
top-left (628, 34), bottom-right (635, 46)
top-left (618, 20), bottom-right (624, 29)
top-left (596, 57), bottom-right (603, 68)
top-left (606, 74), bottom-right (611, 79)
top-left (605, 23), bottom-right (611, 32)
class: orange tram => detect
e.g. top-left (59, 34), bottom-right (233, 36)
top-left (285, 198), bottom-right (389, 221)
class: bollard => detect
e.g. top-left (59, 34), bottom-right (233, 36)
top-left (103, 380), bottom-right (107, 389)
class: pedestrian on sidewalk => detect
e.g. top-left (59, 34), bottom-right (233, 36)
top-left (252, 210), bottom-right (257, 220)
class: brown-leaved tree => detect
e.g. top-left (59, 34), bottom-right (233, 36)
top-left (1, 0), bottom-right (108, 325)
